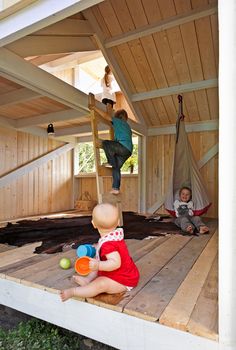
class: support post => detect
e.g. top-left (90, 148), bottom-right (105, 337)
top-left (218, 1), bottom-right (236, 349)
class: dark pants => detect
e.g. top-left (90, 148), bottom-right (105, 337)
top-left (102, 98), bottom-right (115, 108)
top-left (102, 140), bottom-right (131, 190)
top-left (175, 215), bottom-right (205, 233)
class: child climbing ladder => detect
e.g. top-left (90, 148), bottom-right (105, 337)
top-left (89, 93), bottom-right (130, 225)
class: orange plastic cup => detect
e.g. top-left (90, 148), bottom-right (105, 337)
top-left (74, 256), bottom-right (91, 276)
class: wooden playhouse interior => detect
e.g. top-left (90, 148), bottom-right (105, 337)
top-left (0, 0), bottom-right (218, 349)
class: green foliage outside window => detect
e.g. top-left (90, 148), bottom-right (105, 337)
top-left (74, 141), bottom-right (138, 174)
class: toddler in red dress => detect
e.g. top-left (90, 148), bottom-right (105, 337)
top-left (60, 203), bottom-right (139, 302)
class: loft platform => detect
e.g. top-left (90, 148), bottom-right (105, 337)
top-left (0, 218), bottom-right (218, 350)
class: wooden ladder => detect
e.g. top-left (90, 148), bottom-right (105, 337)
top-left (88, 93), bottom-right (123, 226)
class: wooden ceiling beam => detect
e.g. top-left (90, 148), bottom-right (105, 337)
top-left (55, 113), bottom-right (146, 137)
top-left (33, 18), bottom-right (94, 36)
top-left (0, 87), bottom-right (40, 106)
top-left (83, 8), bottom-right (147, 132)
top-left (0, 48), bottom-right (89, 113)
top-left (0, 115), bottom-right (17, 129)
top-left (6, 36), bottom-right (97, 57)
top-left (105, 4), bottom-right (217, 48)
top-left (16, 109), bottom-right (89, 129)
top-left (55, 124), bottom-right (93, 137)
top-left (131, 79), bottom-right (218, 102)
top-left (148, 120), bottom-right (218, 136)
top-left (0, 113), bottom-right (76, 142)
top-left (40, 51), bottom-right (102, 73)
top-left (0, 0), bottom-right (105, 47)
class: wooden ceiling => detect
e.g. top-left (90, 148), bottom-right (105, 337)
top-left (0, 0), bottom-right (218, 139)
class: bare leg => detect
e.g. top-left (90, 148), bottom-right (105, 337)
top-left (60, 276), bottom-right (127, 302)
top-left (72, 271), bottom-right (97, 286)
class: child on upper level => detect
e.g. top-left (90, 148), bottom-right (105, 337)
top-left (60, 203), bottom-right (139, 302)
top-left (174, 186), bottom-right (209, 235)
top-left (101, 65), bottom-right (116, 110)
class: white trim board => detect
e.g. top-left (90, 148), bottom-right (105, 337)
top-left (34, 18), bottom-right (94, 36)
top-left (7, 36), bottom-right (96, 57)
top-left (148, 120), bottom-right (219, 136)
top-left (0, 0), bottom-right (105, 47)
top-left (40, 51), bottom-right (102, 74)
top-left (0, 143), bottom-right (74, 188)
top-left (0, 115), bottom-right (77, 142)
top-left (0, 278), bottom-right (219, 350)
top-left (16, 109), bottom-right (89, 129)
top-left (132, 79), bottom-right (218, 102)
top-left (105, 4), bottom-right (217, 48)
top-left (0, 48), bottom-right (89, 113)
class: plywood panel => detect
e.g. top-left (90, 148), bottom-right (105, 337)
top-left (0, 127), bottom-right (73, 221)
top-left (75, 175), bottom-right (138, 213)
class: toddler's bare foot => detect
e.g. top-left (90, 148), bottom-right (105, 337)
top-left (186, 225), bottom-right (194, 234)
top-left (199, 225), bottom-right (209, 234)
top-left (60, 288), bottom-right (75, 302)
top-left (72, 275), bottom-right (89, 286)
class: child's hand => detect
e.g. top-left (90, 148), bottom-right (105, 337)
top-left (89, 258), bottom-right (99, 271)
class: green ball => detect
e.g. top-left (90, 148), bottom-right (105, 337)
top-left (59, 257), bottom-right (71, 270)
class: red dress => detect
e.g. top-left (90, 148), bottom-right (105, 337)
top-left (97, 229), bottom-right (139, 287)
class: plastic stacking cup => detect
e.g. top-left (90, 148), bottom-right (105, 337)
top-left (74, 257), bottom-right (91, 276)
top-left (76, 244), bottom-right (96, 258)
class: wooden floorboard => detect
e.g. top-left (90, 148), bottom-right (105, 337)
top-left (0, 219), bottom-right (218, 341)
top-left (159, 231), bottom-right (218, 331)
top-left (187, 254), bottom-right (218, 340)
top-left (123, 231), bottom-right (214, 321)
top-left (117, 235), bottom-right (192, 313)
top-left (0, 242), bottom-right (42, 270)
top-left (0, 243), bottom-right (17, 253)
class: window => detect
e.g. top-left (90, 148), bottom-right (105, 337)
top-left (74, 137), bottom-right (138, 175)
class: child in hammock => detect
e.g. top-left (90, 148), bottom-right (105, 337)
top-left (174, 186), bottom-right (209, 235)
top-left (60, 203), bottom-right (139, 302)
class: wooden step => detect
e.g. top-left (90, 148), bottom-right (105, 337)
top-left (98, 165), bottom-right (113, 176)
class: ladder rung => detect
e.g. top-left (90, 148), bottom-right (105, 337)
top-left (102, 192), bottom-right (122, 204)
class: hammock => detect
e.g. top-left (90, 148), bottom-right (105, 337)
top-left (164, 95), bottom-right (211, 217)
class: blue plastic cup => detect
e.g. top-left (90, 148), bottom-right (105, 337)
top-left (76, 244), bottom-right (96, 258)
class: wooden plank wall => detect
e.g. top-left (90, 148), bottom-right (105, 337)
top-left (75, 130), bottom-right (218, 218)
top-left (0, 127), bottom-right (73, 221)
top-left (147, 130), bottom-right (218, 218)
top-left (75, 175), bottom-right (139, 212)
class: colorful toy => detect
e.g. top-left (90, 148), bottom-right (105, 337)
top-left (74, 256), bottom-right (91, 276)
top-left (59, 257), bottom-right (71, 270)
top-left (76, 244), bottom-right (96, 258)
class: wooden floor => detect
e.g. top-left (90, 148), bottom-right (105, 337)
top-left (0, 218), bottom-right (218, 342)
